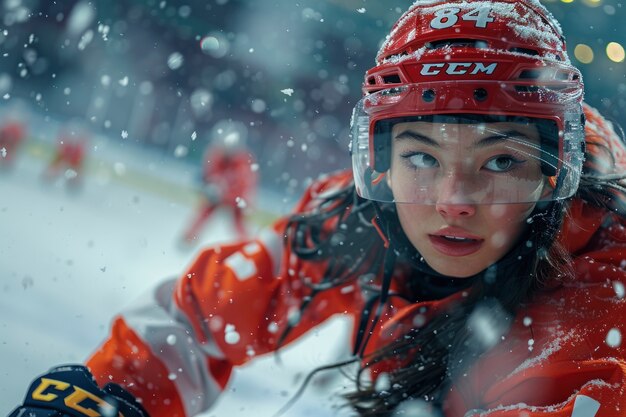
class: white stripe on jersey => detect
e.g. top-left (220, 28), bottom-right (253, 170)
top-left (121, 279), bottom-right (224, 416)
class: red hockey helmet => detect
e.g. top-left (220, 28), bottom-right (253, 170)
top-left (350, 0), bottom-right (585, 205)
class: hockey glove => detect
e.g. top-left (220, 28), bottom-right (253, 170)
top-left (7, 364), bottom-right (149, 417)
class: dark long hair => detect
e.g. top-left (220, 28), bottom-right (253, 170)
top-left (279, 131), bottom-right (626, 417)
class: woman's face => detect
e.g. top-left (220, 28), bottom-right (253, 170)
top-left (388, 119), bottom-right (545, 278)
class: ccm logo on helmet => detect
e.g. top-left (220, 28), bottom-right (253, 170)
top-left (31, 377), bottom-right (124, 417)
top-left (420, 62), bottom-right (497, 76)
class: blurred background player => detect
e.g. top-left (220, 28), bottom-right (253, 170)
top-left (41, 120), bottom-right (88, 190)
top-left (181, 120), bottom-right (257, 244)
top-left (0, 117), bottom-right (26, 170)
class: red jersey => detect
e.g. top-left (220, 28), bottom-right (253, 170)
top-left (87, 105), bottom-right (626, 417)
top-left (0, 121), bottom-right (25, 161)
top-left (0, 122), bottom-right (25, 147)
top-left (57, 139), bottom-right (86, 167)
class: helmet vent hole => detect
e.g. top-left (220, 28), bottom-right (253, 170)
top-left (382, 74), bottom-right (402, 84)
top-left (474, 88), bottom-right (488, 102)
top-left (367, 77), bottom-right (376, 85)
top-left (426, 39), bottom-right (489, 49)
top-left (422, 89), bottom-right (436, 102)
top-left (509, 47), bottom-right (540, 57)
top-left (518, 69), bottom-right (542, 80)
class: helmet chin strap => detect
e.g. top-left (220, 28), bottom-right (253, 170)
top-left (353, 201), bottom-right (397, 357)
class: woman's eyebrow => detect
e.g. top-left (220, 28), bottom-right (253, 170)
top-left (393, 130), bottom-right (440, 147)
top-left (394, 128), bottom-right (533, 148)
top-left (474, 129), bottom-right (532, 149)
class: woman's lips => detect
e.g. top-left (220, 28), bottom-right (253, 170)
top-left (428, 229), bottom-right (484, 257)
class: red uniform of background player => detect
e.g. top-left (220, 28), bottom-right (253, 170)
top-left (42, 123), bottom-right (87, 188)
top-left (0, 119), bottom-right (26, 169)
top-left (182, 127), bottom-right (257, 243)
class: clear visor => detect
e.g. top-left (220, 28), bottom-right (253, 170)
top-left (350, 84), bottom-right (585, 205)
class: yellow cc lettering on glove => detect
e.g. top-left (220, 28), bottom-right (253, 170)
top-left (31, 377), bottom-right (123, 417)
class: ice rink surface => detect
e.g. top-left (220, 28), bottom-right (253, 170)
top-left (0, 139), bottom-right (354, 417)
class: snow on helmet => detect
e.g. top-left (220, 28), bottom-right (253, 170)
top-left (350, 0), bottom-right (585, 205)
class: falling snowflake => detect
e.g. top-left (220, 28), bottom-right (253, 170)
top-left (121, 130), bottom-right (128, 139)
top-left (224, 324), bottom-right (240, 345)
top-left (174, 145), bottom-right (188, 158)
top-left (1, 147), bottom-right (6, 158)
top-left (118, 76), bottom-right (129, 86)
top-left (613, 281), bottom-right (625, 299)
top-left (267, 322), bottom-right (279, 333)
top-left (606, 328), bottom-right (622, 348)
top-left (191, 131), bottom-right (197, 141)
top-left (78, 29), bottom-right (94, 50)
top-left (167, 52), bottom-right (184, 70)
top-left (357, 8), bottom-right (366, 13)
top-left (280, 88), bottom-right (294, 97)
top-left (99, 402), bottom-right (116, 417)
top-left (98, 24), bottom-right (110, 41)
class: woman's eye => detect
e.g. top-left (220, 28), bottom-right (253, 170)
top-left (407, 152), bottom-right (438, 168)
top-left (484, 155), bottom-right (522, 172)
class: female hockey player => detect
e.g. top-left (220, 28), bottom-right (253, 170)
top-left (9, 1), bottom-right (626, 416)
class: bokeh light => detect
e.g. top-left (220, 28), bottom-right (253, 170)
top-left (574, 44), bottom-right (594, 64)
top-left (606, 42), bottom-right (626, 63)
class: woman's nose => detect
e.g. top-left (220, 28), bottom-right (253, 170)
top-left (435, 173), bottom-right (477, 217)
